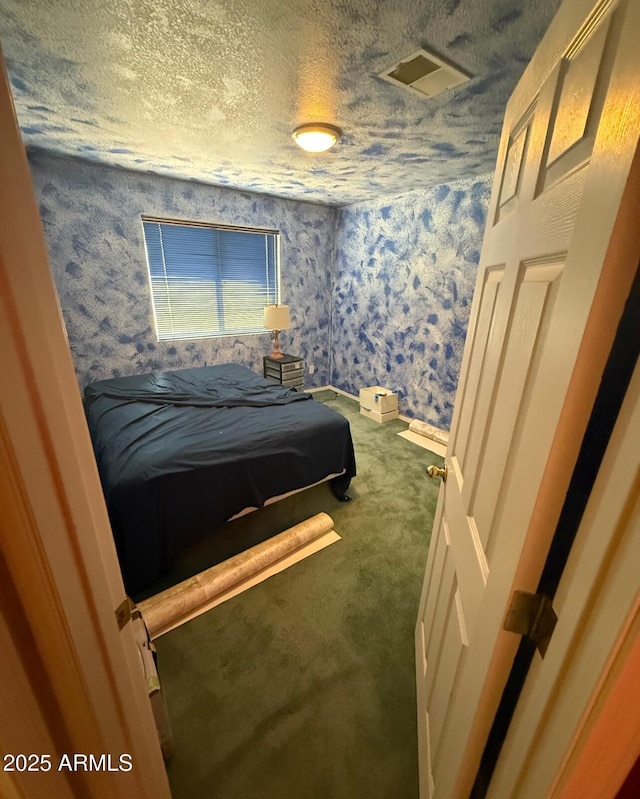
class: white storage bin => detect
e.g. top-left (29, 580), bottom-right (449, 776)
top-left (359, 386), bottom-right (399, 423)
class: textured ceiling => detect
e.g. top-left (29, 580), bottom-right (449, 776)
top-left (0, 0), bottom-right (561, 206)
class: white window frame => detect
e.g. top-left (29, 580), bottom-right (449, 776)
top-left (141, 216), bottom-right (281, 342)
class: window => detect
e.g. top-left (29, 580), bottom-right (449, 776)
top-left (142, 218), bottom-right (279, 341)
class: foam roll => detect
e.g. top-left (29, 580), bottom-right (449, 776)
top-left (140, 512), bottom-right (335, 639)
top-left (408, 419), bottom-right (449, 446)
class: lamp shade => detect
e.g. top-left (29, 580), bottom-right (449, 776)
top-left (264, 304), bottom-right (291, 330)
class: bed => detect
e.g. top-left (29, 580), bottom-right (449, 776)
top-left (84, 363), bottom-right (356, 594)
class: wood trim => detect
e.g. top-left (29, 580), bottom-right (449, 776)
top-left (0, 483), bottom-right (78, 799)
top-left (0, 48), bottom-right (171, 798)
top-left (0, 411), bottom-right (100, 798)
top-left (550, 594), bottom-right (640, 799)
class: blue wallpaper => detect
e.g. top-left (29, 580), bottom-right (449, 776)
top-left (28, 151), bottom-right (336, 388)
top-left (28, 152), bottom-right (491, 428)
top-left (331, 175), bottom-right (492, 430)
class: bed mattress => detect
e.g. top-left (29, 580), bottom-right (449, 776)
top-left (84, 363), bottom-right (356, 593)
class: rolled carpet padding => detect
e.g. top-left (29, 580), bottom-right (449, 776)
top-left (408, 419), bottom-right (449, 446)
top-left (139, 512), bottom-right (338, 638)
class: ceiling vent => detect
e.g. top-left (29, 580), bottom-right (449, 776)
top-left (379, 47), bottom-right (470, 99)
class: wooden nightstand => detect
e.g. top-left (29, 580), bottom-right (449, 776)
top-left (263, 353), bottom-right (305, 390)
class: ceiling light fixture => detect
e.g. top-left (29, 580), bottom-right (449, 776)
top-left (292, 123), bottom-right (342, 153)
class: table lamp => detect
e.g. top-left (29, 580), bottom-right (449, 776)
top-left (264, 304), bottom-right (291, 359)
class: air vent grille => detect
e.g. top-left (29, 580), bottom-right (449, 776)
top-left (379, 47), bottom-right (470, 99)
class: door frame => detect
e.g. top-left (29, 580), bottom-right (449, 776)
top-left (554, 595), bottom-right (640, 799)
top-left (0, 49), bottom-right (171, 798)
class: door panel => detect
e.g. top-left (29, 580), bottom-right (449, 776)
top-left (546, 17), bottom-right (610, 167)
top-left (415, 0), bottom-right (640, 797)
top-left (453, 267), bottom-right (505, 470)
top-left (455, 271), bottom-right (512, 484)
top-left (451, 267), bottom-right (504, 479)
top-left (541, 10), bottom-right (615, 190)
top-left (495, 109), bottom-right (534, 223)
top-left (471, 259), bottom-right (565, 550)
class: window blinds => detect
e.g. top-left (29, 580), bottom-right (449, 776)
top-left (142, 219), bottom-right (279, 341)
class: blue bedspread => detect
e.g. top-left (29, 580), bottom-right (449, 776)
top-left (84, 363), bottom-right (356, 593)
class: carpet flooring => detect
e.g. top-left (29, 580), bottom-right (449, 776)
top-left (153, 392), bottom-right (443, 799)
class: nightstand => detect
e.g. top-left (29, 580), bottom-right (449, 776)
top-left (263, 353), bottom-right (305, 390)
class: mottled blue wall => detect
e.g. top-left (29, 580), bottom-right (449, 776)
top-left (332, 176), bottom-right (492, 430)
top-left (28, 151), bottom-right (336, 388)
top-left (29, 152), bottom-right (491, 425)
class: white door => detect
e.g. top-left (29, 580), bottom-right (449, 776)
top-left (415, 0), bottom-right (640, 797)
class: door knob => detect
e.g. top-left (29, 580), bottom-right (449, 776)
top-left (426, 464), bottom-right (447, 482)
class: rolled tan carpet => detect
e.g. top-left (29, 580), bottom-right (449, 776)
top-left (408, 418), bottom-right (449, 445)
top-left (139, 512), bottom-right (337, 638)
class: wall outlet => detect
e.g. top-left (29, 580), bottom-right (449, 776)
top-left (308, 363), bottom-right (315, 374)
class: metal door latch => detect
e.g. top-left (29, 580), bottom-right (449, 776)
top-left (503, 590), bottom-right (558, 657)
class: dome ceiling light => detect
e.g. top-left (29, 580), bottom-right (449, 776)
top-left (292, 123), bottom-right (342, 153)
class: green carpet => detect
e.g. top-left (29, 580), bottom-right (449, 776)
top-left (154, 392), bottom-right (443, 799)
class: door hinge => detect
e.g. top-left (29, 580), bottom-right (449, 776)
top-left (503, 590), bottom-right (558, 658)
top-left (115, 596), bottom-right (134, 631)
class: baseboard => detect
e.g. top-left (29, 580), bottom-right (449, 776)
top-left (309, 386), bottom-right (442, 435)
top-left (304, 385), bottom-right (332, 394)
top-left (328, 385), bottom-right (359, 401)
top-left (306, 385), bottom-right (360, 401)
